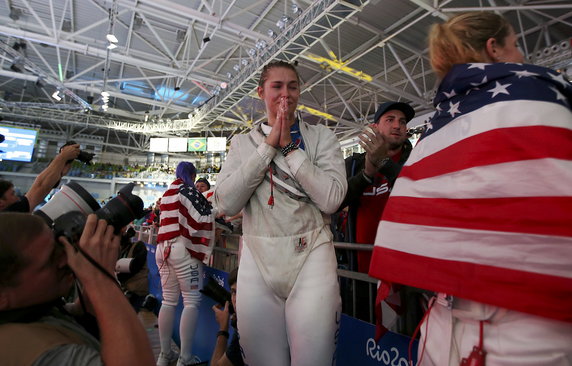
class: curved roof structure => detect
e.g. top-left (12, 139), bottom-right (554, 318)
top-left (0, 0), bottom-right (570, 155)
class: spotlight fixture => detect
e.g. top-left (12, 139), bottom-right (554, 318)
top-left (144, 110), bottom-right (149, 122)
top-left (248, 48), bottom-right (256, 57)
top-left (255, 40), bottom-right (267, 50)
top-left (35, 77), bottom-right (45, 88)
top-left (241, 59), bottom-right (248, 67)
top-left (106, 34), bottom-right (118, 43)
top-left (233, 64), bottom-right (241, 72)
top-left (277, 15), bottom-right (291, 31)
top-left (203, 37), bottom-right (211, 43)
top-left (220, 82), bottom-right (228, 89)
top-left (226, 72), bottom-right (233, 79)
top-left (9, 7), bottom-right (22, 21)
top-left (292, 4), bottom-right (303, 16)
top-left (267, 29), bottom-right (277, 39)
top-left (10, 56), bottom-right (24, 73)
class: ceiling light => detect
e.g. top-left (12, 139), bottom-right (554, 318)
top-left (226, 72), bottom-right (233, 79)
top-left (106, 34), bottom-right (118, 43)
top-left (220, 82), bottom-right (228, 89)
top-left (101, 91), bottom-right (110, 97)
top-left (52, 91), bottom-right (62, 101)
top-left (267, 29), bottom-right (277, 39)
top-left (248, 48), bottom-right (256, 57)
top-left (107, 43), bottom-right (117, 50)
top-left (292, 4), bottom-right (303, 16)
top-left (241, 59), bottom-right (248, 66)
top-left (255, 40), bottom-right (267, 50)
top-left (233, 64), bottom-right (240, 72)
top-left (277, 15), bottom-right (291, 31)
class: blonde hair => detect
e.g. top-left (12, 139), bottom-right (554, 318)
top-left (429, 12), bottom-right (511, 78)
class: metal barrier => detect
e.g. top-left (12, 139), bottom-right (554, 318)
top-left (135, 225), bottom-right (380, 325)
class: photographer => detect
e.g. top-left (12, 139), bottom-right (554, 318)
top-left (0, 143), bottom-right (80, 212)
top-left (210, 268), bottom-right (244, 366)
top-left (0, 213), bottom-right (155, 366)
top-left (117, 229), bottom-right (149, 312)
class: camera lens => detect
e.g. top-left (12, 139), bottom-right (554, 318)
top-left (96, 183), bottom-right (145, 232)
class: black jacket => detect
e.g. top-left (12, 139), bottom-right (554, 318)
top-left (337, 139), bottom-right (413, 243)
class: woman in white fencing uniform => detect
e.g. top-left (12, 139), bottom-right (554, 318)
top-left (214, 61), bottom-right (347, 366)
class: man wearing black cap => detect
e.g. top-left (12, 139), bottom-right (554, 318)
top-left (338, 101), bottom-right (415, 274)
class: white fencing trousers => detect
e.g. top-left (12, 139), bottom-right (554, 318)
top-left (418, 296), bottom-right (572, 366)
top-left (156, 237), bottom-right (203, 362)
top-left (237, 242), bottom-right (341, 366)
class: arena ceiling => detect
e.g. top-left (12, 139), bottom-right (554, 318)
top-left (0, 0), bottom-right (571, 155)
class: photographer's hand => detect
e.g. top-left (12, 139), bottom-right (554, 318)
top-left (24, 143), bottom-right (81, 211)
top-left (212, 301), bottom-right (231, 332)
top-left (59, 143), bottom-right (81, 162)
top-left (60, 214), bottom-right (119, 284)
top-left (59, 214), bottom-right (155, 366)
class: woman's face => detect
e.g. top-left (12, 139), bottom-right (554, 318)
top-left (494, 28), bottom-right (524, 63)
top-left (257, 67), bottom-right (300, 126)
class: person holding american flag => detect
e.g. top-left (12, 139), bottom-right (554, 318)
top-left (369, 11), bottom-right (572, 366)
top-left (155, 161), bottom-right (215, 366)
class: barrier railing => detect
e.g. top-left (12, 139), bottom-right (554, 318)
top-left (134, 225), bottom-right (383, 325)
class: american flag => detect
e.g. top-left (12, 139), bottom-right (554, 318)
top-left (158, 178), bottom-right (215, 262)
top-left (369, 62), bottom-right (572, 323)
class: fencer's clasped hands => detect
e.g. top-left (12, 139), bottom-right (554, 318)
top-left (266, 96), bottom-right (293, 149)
top-left (359, 124), bottom-right (389, 177)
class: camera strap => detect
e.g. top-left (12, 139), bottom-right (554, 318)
top-left (68, 241), bottom-right (121, 288)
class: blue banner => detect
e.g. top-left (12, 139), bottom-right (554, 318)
top-left (146, 244), bottom-right (418, 365)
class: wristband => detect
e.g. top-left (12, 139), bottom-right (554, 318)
top-left (281, 142), bottom-right (299, 156)
top-left (217, 330), bottom-right (230, 338)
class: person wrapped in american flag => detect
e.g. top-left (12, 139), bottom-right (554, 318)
top-left (369, 11), bottom-right (572, 366)
top-left (155, 161), bottom-right (215, 366)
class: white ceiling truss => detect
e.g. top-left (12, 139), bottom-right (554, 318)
top-left (0, 0), bottom-right (571, 155)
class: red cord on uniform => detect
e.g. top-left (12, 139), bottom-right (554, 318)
top-left (268, 165), bottom-right (274, 207)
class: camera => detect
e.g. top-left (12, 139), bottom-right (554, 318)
top-left (200, 276), bottom-right (235, 314)
top-left (35, 182), bottom-right (145, 243)
top-left (61, 140), bottom-right (95, 165)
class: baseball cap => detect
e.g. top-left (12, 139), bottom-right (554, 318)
top-left (195, 177), bottom-right (211, 190)
top-left (373, 101), bottom-right (415, 124)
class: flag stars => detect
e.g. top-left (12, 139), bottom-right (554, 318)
top-left (467, 63), bottom-right (488, 71)
top-left (470, 76), bottom-right (488, 87)
top-left (548, 72), bottom-right (570, 88)
top-left (488, 81), bottom-right (511, 98)
top-left (443, 89), bottom-right (457, 98)
top-left (549, 86), bottom-right (568, 104)
top-left (513, 70), bottom-right (539, 78)
top-left (448, 101), bottom-right (461, 117)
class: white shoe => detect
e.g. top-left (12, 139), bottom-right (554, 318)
top-left (157, 351), bottom-right (179, 366)
top-left (176, 355), bottom-right (201, 366)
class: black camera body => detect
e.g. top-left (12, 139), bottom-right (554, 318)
top-left (200, 276), bottom-right (235, 314)
top-left (36, 182), bottom-right (145, 242)
top-left (61, 140), bottom-right (95, 165)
